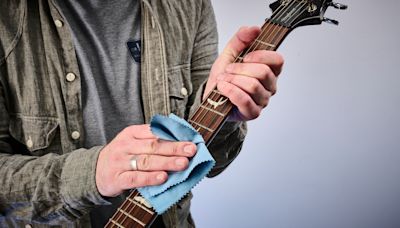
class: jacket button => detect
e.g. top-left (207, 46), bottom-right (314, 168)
top-left (26, 139), bottom-right (33, 149)
top-left (25, 224), bottom-right (33, 228)
top-left (180, 87), bottom-right (188, 96)
top-left (71, 131), bottom-right (80, 140)
top-left (66, 73), bottom-right (76, 82)
top-left (54, 19), bottom-right (64, 28)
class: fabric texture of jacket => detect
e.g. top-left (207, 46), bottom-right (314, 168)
top-left (0, 0), bottom-right (247, 227)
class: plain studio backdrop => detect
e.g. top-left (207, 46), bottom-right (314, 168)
top-left (191, 1), bottom-right (400, 228)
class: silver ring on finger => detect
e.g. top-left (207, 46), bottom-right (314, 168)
top-left (130, 156), bottom-right (139, 171)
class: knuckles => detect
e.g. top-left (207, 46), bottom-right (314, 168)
top-left (248, 79), bottom-right (259, 94)
top-left (139, 155), bottom-right (151, 170)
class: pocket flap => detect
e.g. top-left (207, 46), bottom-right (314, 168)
top-left (9, 116), bottom-right (59, 152)
top-left (168, 65), bottom-right (192, 99)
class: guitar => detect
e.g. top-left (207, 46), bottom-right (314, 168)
top-left (105, 0), bottom-right (347, 227)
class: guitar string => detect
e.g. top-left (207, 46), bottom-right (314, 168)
top-left (189, 2), bottom-right (289, 135)
top-left (110, 190), bottom-right (142, 227)
top-left (216, 2), bottom-right (308, 118)
top-left (210, 1), bottom-right (308, 120)
top-left (117, 190), bottom-right (141, 227)
top-left (212, 2), bottom-right (298, 118)
top-left (258, 2), bottom-right (307, 52)
top-left (236, 0), bottom-right (296, 59)
top-left (111, 22), bottom-right (285, 228)
top-left (194, 1), bottom-right (307, 134)
top-left (115, 3), bottom-right (308, 227)
top-left (190, 1), bottom-right (294, 132)
top-left (248, 0), bottom-right (307, 53)
top-left (105, 190), bottom-right (135, 227)
top-left (115, 92), bottom-right (228, 227)
top-left (108, 2), bottom-right (311, 227)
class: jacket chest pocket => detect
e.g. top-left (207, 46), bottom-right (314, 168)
top-left (168, 65), bottom-right (192, 118)
top-left (9, 115), bottom-right (60, 156)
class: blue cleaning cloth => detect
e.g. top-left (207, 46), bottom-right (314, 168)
top-left (137, 114), bottom-right (215, 214)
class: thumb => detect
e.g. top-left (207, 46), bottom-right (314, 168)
top-left (219, 26), bottom-right (261, 64)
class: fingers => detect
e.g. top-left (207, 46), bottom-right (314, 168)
top-left (220, 26), bottom-right (261, 64)
top-left (218, 74), bottom-right (271, 107)
top-left (244, 50), bottom-right (284, 76)
top-left (123, 124), bottom-right (158, 139)
top-left (224, 62), bottom-right (277, 95)
top-left (96, 123), bottom-right (198, 197)
top-left (129, 139), bottom-right (197, 157)
top-left (118, 171), bottom-right (168, 190)
top-left (123, 155), bottom-right (190, 172)
top-left (217, 81), bottom-right (263, 120)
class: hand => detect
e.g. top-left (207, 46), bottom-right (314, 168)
top-left (204, 26), bottom-right (284, 121)
top-left (95, 124), bottom-right (197, 197)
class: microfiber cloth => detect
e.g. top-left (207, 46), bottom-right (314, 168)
top-left (137, 114), bottom-right (215, 214)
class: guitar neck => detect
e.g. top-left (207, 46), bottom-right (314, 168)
top-left (105, 21), bottom-right (290, 228)
top-left (190, 22), bottom-right (289, 144)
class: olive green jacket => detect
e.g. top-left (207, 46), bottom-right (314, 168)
top-left (0, 0), bottom-right (246, 227)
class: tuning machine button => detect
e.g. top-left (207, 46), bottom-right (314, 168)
top-left (329, 2), bottom-right (348, 10)
top-left (323, 17), bottom-right (340, 25)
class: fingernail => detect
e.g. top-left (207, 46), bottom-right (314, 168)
top-left (176, 158), bottom-right (187, 167)
top-left (156, 173), bottom-right (166, 181)
top-left (184, 144), bottom-right (195, 155)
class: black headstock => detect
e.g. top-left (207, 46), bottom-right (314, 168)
top-left (269, 0), bottom-right (347, 28)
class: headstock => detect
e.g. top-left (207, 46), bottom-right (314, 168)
top-left (269, 0), bottom-right (347, 28)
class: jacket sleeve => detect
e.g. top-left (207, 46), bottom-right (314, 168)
top-left (188, 0), bottom-right (247, 178)
top-left (0, 81), bottom-right (109, 224)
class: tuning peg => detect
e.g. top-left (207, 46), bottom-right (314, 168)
top-left (323, 17), bottom-right (340, 25)
top-left (328, 2), bottom-right (348, 10)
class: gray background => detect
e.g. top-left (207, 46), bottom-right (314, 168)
top-left (191, 1), bottom-right (400, 228)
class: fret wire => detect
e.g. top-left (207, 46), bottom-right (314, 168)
top-left (190, 90), bottom-right (215, 129)
top-left (127, 197), bottom-right (154, 214)
top-left (190, 88), bottom-right (222, 141)
top-left (109, 219), bottom-right (126, 228)
top-left (189, 22), bottom-right (291, 145)
top-left (105, 4), bottom-right (296, 228)
top-left (258, 23), bottom-right (280, 51)
top-left (123, 191), bottom-right (155, 227)
top-left (189, 120), bottom-right (215, 133)
top-left (118, 208), bottom-right (146, 227)
top-left (205, 92), bottom-right (229, 140)
top-left (124, 203), bottom-right (146, 228)
top-left (212, 89), bottom-right (222, 95)
top-left (116, 190), bottom-right (141, 227)
top-left (255, 39), bottom-right (276, 48)
top-left (200, 105), bottom-right (225, 117)
top-left (204, 91), bottom-right (227, 130)
top-left (262, 1), bottom-right (304, 52)
top-left (240, 0), bottom-right (294, 64)
top-left (239, 20), bottom-right (277, 60)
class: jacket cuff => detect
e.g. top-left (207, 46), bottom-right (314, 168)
top-left (60, 146), bottom-right (110, 209)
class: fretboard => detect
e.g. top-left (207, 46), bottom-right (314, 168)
top-left (105, 21), bottom-right (290, 228)
top-left (189, 22), bottom-right (289, 144)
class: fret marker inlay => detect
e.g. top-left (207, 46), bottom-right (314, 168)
top-left (133, 196), bottom-right (153, 209)
top-left (200, 105), bottom-right (225, 116)
top-left (207, 97), bottom-right (228, 109)
top-left (127, 197), bottom-right (154, 214)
